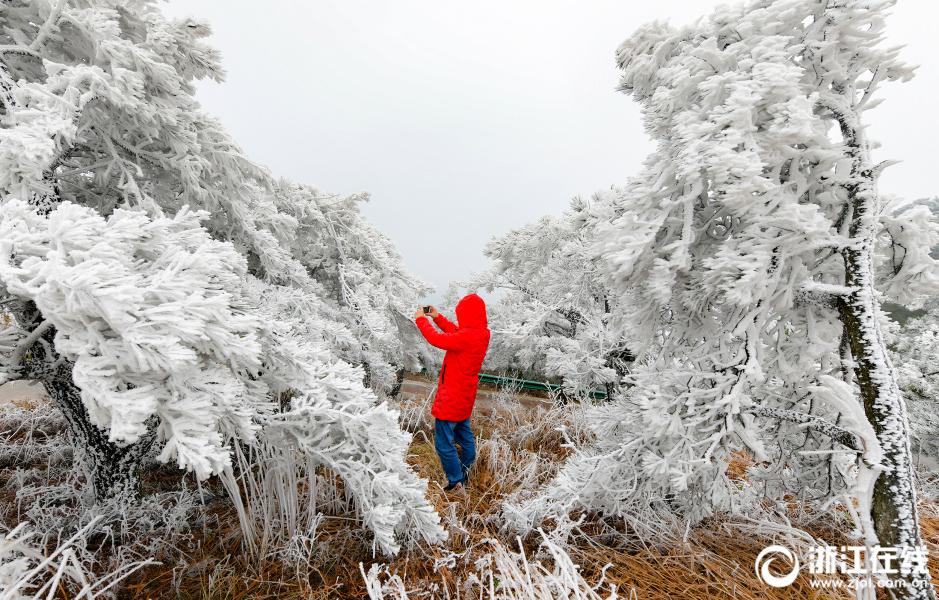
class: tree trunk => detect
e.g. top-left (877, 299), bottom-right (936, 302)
top-left (9, 144), bottom-right (155, 502)
top-left (43, 375), bottom-right (155, 503)
top-left (835, 100), bottom-right (935, 598)
top-left (603, 346), bottom-right (634, 400)
top-left (390, 367), bottom-right (406, 398)
top-left (839, 274), bottom-right (934, 597)
top-left (15, 308), bottom-right (154, 503)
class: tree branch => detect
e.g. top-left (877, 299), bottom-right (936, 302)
top-left (0, 45), bottom-right (42, 58)
top-left (29, 0), bottom-right (66, 51)
top-left (9, 320), bottom-right (53, 367)
top-left (747, 405), bottom-right (862, 452)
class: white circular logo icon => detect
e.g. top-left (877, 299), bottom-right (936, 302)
top-left (755, 545), bottom-right (800, 588)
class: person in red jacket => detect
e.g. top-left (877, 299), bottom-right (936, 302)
top-left (414, 294), bottom-right (490, 491)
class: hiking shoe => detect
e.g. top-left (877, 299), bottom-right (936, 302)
top-left (444, 479), bottom-right (465, 492)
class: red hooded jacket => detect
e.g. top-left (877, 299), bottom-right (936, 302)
top-left (415, 294), bottom-right (490, 421)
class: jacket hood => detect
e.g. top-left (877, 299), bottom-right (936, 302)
top-left (455, 293), bottom-right (487, 329)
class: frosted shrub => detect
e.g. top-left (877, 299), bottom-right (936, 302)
top-left (891, 299), bottom-right (939, 465)
top-left (0, 400), bottom-right (69, 482)
top-left (360, 532), bottom-right (622, 600)
top-left (0, 519), bottom-right (152, 599)
top-left (464, 534), bottom-right (621, 600)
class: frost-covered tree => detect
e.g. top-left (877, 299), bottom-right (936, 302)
top-left (511, 0), bottom-right (938, 594)
top-left (890, 299), bottom-right (939, 463)
top-left (886, 199), bottom-right (939, 466)
top-left (271, 183), bottom-right (431, 395)
top-left (476, 199), bottom-right (633, 397)
top-left (0, 0), bottom-right (443, 554)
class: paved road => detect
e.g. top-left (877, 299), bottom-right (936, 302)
top-left (0, 380), bottom-right (44, 405)
top-left (0, 375), bottom-right (556, 416)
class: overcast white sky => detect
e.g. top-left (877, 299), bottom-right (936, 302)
top-left (162, 1), bottom-right (939, 300)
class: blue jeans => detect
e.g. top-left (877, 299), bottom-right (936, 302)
top-left (434, 418), bottom-right (475, 486)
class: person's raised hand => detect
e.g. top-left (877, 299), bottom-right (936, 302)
top-left (427, 305), bottom-right (440, 318)
top-left (414, 308), bottom-right (427, 320)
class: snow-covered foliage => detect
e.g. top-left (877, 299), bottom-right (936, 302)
top-left (502, 2), bottom-right (938, 592)
top-left (0, 518), bottom-right (152, 599)
top-left (361, 532), bottom-right (621, 600)
top-left (0, 200), bottom-right (264, 478)
top-left (268, 183), bottom-right (432, 393)
top-left (261, 368), bottom-right (447, 556)
top-left (475, 203), bottom-right (632, 396)
top-left (0, 0), bottom-right (443, 554)
top-left (891, 299), bottom-right (939, 462)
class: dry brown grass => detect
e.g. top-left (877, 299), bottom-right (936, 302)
top-left (726, 450), bottom-right (755, 481)
top-left (7, 388), bottom-right (939, 599)
top-left (918, 499), bottom-right (939, 592)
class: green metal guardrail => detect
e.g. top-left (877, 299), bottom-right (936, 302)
top-left (416, 369), bottom-right (609, 400)
top-left (476, 373), bottom-right (608, 401)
